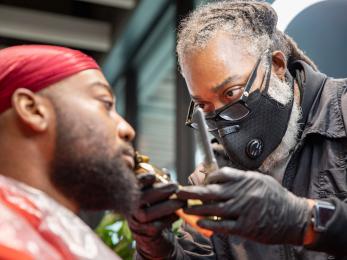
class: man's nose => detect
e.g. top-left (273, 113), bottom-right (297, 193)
top-left (117, 116), bottom-right (135, 142)
top-left (214, 100), bottom-right (227, 111)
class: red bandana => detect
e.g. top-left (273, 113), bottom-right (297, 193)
top-left (0, 45), bottom-right (100, 113)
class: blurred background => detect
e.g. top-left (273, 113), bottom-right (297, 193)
top-left (1, 0), bottom-right (346, 227)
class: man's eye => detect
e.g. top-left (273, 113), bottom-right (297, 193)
top-left (102, 100), bottom-right (114, 110)
top-left (195, 103), bottom-right (215, 113)
top-left (225, 89), bottom-right (235, 97)
top-left (197, 103), bottom-right (205, 109)
top-left (224, 87), bottom-right (243, 99)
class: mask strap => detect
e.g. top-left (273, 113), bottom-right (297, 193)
top-left (262, 51), bottom-right (272, 94)
top-left (185, 100), bottom-right (196, 127)
top-left (241, 49), bottom-right (270, 102)
top-left (295, 69), bottom-right (304, 106)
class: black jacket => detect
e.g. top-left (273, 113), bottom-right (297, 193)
top-left (172, 61), bottom-right (347, 260)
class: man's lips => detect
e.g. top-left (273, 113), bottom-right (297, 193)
top-left (122, 149), bottom-right (135, 169)
top-left (123, 154), bottom-right (135, 169)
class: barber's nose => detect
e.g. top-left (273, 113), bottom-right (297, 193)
top-left (117, 116), bottom-right (135, 142)
top-left (213, 101), bottom-right (227, 111)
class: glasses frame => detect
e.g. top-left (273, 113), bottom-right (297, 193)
top-left (185, 49), bottom-right (271, 131)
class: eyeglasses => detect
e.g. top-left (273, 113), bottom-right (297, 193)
top-left (185, 50), bottom-right (271, 132)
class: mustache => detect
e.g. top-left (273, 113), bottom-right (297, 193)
top-left (118, 142), bottom-right (135, 158)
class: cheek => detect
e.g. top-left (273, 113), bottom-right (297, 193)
top-left (87, 112), bottom-right (118, 143)
top-left (73, 118), bottom-right (118, 158)
top-left (64, 104), bottom-right (117, 147)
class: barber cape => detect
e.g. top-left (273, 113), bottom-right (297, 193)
top-left (0, 175), bottom-right (120, 260)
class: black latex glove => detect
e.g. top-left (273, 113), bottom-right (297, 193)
top-left (177, 167), bottom-right (311, 245)
top-left (128, 173), bottom-right (185, 260)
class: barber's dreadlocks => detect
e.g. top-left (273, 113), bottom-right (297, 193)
top-left (177, 0), bottom-right (317, 71)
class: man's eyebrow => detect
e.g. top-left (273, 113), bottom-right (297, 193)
top-left (191, 95), bottom-right (203, 101)
top-left (211, 75), bottom-right (242, 93)
top-left (90, 81), bottom-right (114, 96)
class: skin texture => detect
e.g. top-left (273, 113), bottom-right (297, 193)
top-left (0, 69), bottom-right (137, 214)
top-left (180, 31), bottom-right (315, 243)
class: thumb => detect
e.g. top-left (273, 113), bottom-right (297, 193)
top-left (205, 167), bottom-right (245, 184)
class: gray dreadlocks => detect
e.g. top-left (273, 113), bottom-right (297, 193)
top-left (177, 0), bottom-right (317, 71)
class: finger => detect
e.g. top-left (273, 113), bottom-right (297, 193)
top-left (183, 202), bottom-right (236, 218)
top-left (205, 167), bottom-right (245, 184)
top-left (135, 199), bottom-right (185, 223)
top-left (197, 219), bottom-right (237, 234)
top-left (195, 163), bottom-right (206, 173)
top-left (140, 182), bottom-right (178, 205)
top-left (137, 173), bottom-right (156, 188)
top-left (130, 214), bottom-right (179, 237)
top-left (176, 184), bottom-right (224, 201)
top-left (188, 164), bottom-right (206, 185)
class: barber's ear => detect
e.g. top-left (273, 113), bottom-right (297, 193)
top-left (271, 51), bottom-right (287, 81)
top-left (11, 88), bottom-right (49, 132)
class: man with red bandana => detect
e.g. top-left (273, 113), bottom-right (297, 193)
top-left (0, 45), bottom-right (139, 259)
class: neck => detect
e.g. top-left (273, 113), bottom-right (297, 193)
top-left (0, 137), bottom-right (79, 213)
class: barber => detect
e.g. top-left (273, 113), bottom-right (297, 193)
top-left (128, 1), bottom-right (347, 259)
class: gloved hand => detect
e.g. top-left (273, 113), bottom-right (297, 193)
top-left (128, 173), bottom-right (185, 260)
top-left (177, 167), bottom-right (312, 245)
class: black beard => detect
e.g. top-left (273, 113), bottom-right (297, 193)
top-left (50, 110), bottom-right (139, 217)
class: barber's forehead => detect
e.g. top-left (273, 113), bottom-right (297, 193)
top-left (189, 37), bottom-right (257, 67)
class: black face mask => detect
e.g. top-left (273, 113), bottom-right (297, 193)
top-left (213, 87), bottom-right (293, 170)
top-left (186, 51), bottom-right (294, 170)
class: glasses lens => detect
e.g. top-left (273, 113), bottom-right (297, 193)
top-left (189, 121), bottom-right (199, 129)
top-left (204, 118), bottom-right (218, 131)
top-left (188, 101), bottom-right (249, 131)
top-left (189, 110), bottom-right (218, 132)
top-left (219, 102), bottom-right (250, 121)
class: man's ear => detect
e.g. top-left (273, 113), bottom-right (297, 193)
top-left (11, 88), bottom-right (50, 132)
top-left (272, 51), bottom-right (287, 81)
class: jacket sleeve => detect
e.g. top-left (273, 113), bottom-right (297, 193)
top-left (174, 223), bottom-right (216, 259)
top-left (304, 198), bottom-right (347, 256)
top-left (134, 225), bottom-right (216, 260)
top-left (305, 84), bottom-right (347, 257)
top-left (304, 81), bottom-right (347, 256)
top-left (339, 80), bottom-right (347, 131)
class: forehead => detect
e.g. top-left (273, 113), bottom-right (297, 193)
top-left (65, 69), bottom-right (108, 87)
top-left (181, 32), bottom-right (257, 92)
top-left (53, 69), bottom-right (112, 94)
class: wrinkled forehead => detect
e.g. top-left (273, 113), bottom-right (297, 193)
top-left (183, 32), bottom-right (259, 68)
top-left (182, 32), bottom-right (259, 65)
top-left (180, 33), bottom-right (259, 92)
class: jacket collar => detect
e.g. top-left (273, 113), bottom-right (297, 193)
top-left (291, 61), bottom-right (346, 139)
top-left (291, 61), bottom-right (326, 128)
